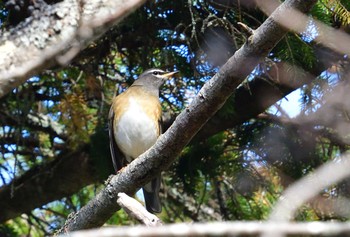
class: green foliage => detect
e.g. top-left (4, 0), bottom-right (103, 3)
top-left (89, 125), bottom-right (115, 179)
top-left (321, 0), bottom-right (350, 25)
top-left (175, 133), bottom-right (227, 193)
top-left (312, 1), bottom-right (334, 25)
top-left (3, 216), bottom-right (45, 237)
top-left (106, 209), bottom-right (136, 226)
top-left (0, 224), bottom-right (18, 237)
top-left (274, 34), bottom-right (316, 70)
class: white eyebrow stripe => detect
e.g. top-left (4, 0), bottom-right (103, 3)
top-left (148, 69), bottom-right (165, 74)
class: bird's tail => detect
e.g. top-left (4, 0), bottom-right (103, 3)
top-left (142, 174), bottom-right (161, 213)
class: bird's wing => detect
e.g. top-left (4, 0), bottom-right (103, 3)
top-left (142, 103), bottom-right (163, 213)
top-left (143, 175), bottom-right (162, 213)
top-left (108, 102), bottom-right (126, 173)
top-left (158, 113), bottom-right (163, 135)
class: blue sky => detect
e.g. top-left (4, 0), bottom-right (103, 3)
top-left (279, 89), bottom-right (302, 117)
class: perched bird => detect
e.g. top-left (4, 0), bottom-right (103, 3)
top-left (108, 68), bottom-right (178, 213)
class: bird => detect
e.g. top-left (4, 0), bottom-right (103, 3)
top-left (108, 68), bottom-right (178, 213)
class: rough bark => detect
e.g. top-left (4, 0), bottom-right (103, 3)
top-left (0, 0), bottom-right (147, 98)
top-left (57, 0), bottom-right (318, 232)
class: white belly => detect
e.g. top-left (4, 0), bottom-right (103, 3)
top-left (114, 98), bottom-right (158, 161)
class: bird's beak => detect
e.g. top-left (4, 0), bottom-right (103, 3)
top-left (162, 71), bottom-right (179, 79)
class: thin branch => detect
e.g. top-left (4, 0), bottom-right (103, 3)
top-left (27, 113), bottom-right (66, 138)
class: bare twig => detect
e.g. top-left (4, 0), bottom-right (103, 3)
top-left (237, 22), bottom-right (254, 37)
top-left (117, 193), bottom-right (162, 227)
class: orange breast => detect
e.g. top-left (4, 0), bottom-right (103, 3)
top-left (112, 87), bottom-right (162, 132)
top-left (111, 87), bottom-right (162, 159)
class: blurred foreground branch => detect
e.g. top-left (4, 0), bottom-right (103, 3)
top-left (269, 153), bottom-right (350, 221)
top-left (257, 0), bottom-right (350, 56)
top-left (62, 221), bottom-right (350, 237)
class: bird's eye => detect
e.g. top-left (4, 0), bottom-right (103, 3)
top-left (152, 71), bottom-right (160, 75)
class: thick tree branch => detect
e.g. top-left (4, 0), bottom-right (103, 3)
top-left (0, 146), bottom-right (96, 223)
top-left (0, 0), bottom-right (146, 98)
top-left (58, 0), bottom-right (318, 232)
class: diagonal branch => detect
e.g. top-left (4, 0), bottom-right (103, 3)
top-left (58, 0), bottom-right (318, 232)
